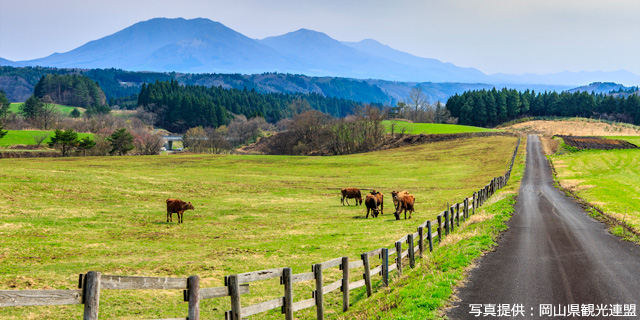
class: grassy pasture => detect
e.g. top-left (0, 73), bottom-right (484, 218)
top-left (0, 130), bottom-right (94, 147)
top-left (382, 120), bottom-right (498, 135)
top-left (9, 102), bottom-right (84, 116)
top-left (0, 135), bottom-right (517, 319)
top-left (551, 149), bottom-right (640, 238)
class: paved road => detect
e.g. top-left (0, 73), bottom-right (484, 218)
top-left (447, 135), bottom-right (640, 319)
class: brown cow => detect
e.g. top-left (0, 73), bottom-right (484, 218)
top-left (341, 188), bottom-right (363, 206)
top-left (166, 198), bottom-right (194, 224)
top-left (391, 190), bottom-right (408, 211)
top-left (391, 191), bottom-right (414, 220)
top-left (370, 190), bottom-right (384, 215)
top-left (364, 194), bottom-right (380, 218)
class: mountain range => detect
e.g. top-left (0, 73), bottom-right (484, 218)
top-left (3, 17), bottom-right (639, 87)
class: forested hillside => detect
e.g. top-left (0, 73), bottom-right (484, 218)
top-left (446, 88), bottom-right (640, 127)
top-left (34, 74), bottom-right (107, 109)
top-left (0, 66), bottom-right (492, 106)
top-left (137, 80), bottom-right (366, 132)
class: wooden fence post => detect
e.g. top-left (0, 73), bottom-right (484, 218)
top-left (472, 192), bottom-right (476, 215)
top-left (456, 203), bottom-right (460, 226)
top-left (283, 268), bottom-right (293, 320)
top-left (427, 221), bottom-right (433, 252)
top-left (362, 254), bottom-right (372, 297)
top-left (418, 226), bottom-right (424, 257)
top-left (187, 275), bottom-right (200, 320)
top-left (395, 241), bottom-right (403, 276)
top-left (341, 257), bottom-right (349, 312)
top-left (444, 210), bottom-right (449, 235)
top-left (228, 275), bottom-right (241, 320)
top-left (314, 263), bottom-right (324, 320)
top-left (437, 214), bottom-right (443, 242)
top-left (449, 206), bottom-right (455, 233)
top-left (83, 271), bottom-right (101, 320)
top-left (407, 234), bottom-right (415, 268)
top-left (381, 249), bottom-right (389, 287)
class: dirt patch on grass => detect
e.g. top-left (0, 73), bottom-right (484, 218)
top-left (541, 136), bottom-right (560, 155)
top-left (559, 179), bottom-right (595, 192)
top-left (559, 136), bottom-right (638, 150)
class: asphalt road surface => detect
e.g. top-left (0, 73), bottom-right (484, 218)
top-left (447, 135), bottom-right (640, 319)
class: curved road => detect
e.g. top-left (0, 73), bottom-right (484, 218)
top-left (447, 135), bottom-right (640, 319)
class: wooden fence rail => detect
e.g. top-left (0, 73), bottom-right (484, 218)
top-left (1, 136), bottom-right (521, 319)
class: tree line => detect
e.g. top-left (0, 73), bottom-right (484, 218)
top-left (137, 80), bottom-right (370, 132)
top-left (446, 88), bottom-right (640, 127)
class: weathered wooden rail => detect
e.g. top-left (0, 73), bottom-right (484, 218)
top-left (0, 137), bottom-right (521, 319)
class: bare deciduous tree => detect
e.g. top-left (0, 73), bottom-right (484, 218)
top-left (133, 132), bottom-right (164, 155)
top-left (31, 132), bottom-right (50, 147)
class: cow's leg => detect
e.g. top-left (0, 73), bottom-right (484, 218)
top-left (178, 211), bottom-right (183, 224)
top-left (346, 198), bottom-right (350, 206)
top-left (341, 196), bottom-right (344, 206)
top-left (167, 211), bottom-right (172, 222)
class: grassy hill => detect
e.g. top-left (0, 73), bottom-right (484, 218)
top-left (0, 129), bottom-right (94, 147)
top-left (9, 102), bottom-right (84, 116)
top-left (0, 135), bottom-right (518, 319)
top-left (383, 120), bottom-right (498, 135)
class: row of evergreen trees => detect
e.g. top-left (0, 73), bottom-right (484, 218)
top-left (137, 80), bottom-right (368, 132)
top-left (446, 88), bottom-right (640, 127)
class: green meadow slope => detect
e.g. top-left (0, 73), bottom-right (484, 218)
top-left (382, 120), bottom-right (498, 135)
top-left (0, 135), bottom-right (518, 319)
top-left (0, 130), bottom-right (94, 147)
top-left (551, 148), bottom-right (640, 240)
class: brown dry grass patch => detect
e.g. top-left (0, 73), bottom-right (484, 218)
top-left (504, 119), bottom-right (640, 137)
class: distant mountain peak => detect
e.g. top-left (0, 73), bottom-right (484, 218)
top-left (4, 17), bottom-right (636, 85)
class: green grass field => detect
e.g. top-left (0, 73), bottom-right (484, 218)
top-left (551, 149), bottom-right (640, 238)
top-left (382, 120), bottom-right (498, 135)
top-left (0, 136), bottom-right (518, 319)
top-left (0, 130), bottom-right (94, 147)
top-left (345, 138), bottom-right (526, 319)
top-left (9, 102), bottom-right (84, 116)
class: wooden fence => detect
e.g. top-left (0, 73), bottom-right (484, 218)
top-left (0, 137), bottom-right (521, 319)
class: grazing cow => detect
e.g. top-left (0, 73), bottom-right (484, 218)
top-left (391, 191), bottom-right (415, 220)
top-left (370, 190), bottom-right (384, 215)
top-left (166, 198), bottom-right (194, 224)
top-left (391, 190), bottom-right (409, 211)
top-left (341, 188), bottom-right (363, 206)
top-left (364, 194), bottom-right (380, 218)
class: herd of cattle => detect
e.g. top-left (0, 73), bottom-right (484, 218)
top-left (341, 188), bottom-right (415, 220)
top-left (165, 189), bottom-right (414, 224)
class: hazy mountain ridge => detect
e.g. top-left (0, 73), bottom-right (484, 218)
top-left (2, 17), bottom-right (637, 86)
top-left (567, 82), bottom-right (639, 94)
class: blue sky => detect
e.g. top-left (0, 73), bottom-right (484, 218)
top-left (0, 0), bottom-right (638, 75)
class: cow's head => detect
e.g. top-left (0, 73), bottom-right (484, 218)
top-left (391, 191), bottom-right (398, 200)
top-left (186, 202), bottom-right (195, 210)
top-left (393, 211), bottom-right (400, 220)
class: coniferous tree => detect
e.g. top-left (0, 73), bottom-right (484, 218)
top-left (0, 90), bottom-right (10, 124)
top-left (48, 129), bottom-right (79, 156)
top-left (70, 108), bottom-right (81, 118)
top-left (108, 128), bottom-right (134, 156)
top-left (77, 136), bottom-right (96, 156)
